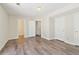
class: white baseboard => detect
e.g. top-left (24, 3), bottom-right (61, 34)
top-left (42, 37), bottom-right (79, 46)
top-left (0, 39), bottom-right (8, 51)
top-left (8, 36), bottom-right (79, 47)
top-left (8, 35), bottom-right (36, 40)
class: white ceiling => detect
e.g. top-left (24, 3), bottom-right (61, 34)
top-left (1, 3), bottom-right (72, 19)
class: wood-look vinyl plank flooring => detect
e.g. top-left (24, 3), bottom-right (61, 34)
top-left (0, 36), bottom-right (79, 55)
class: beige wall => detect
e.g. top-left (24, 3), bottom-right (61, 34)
top-left (0, 5), bottom-right (9, 50)
top-left (9, 17), bottom-right (36, 39)
top-left (41, 17), bottom-right (50, 40)
top-left (8, 16), bottom-right (18, 39)
top-left (48, 7), bottom-right (79, 45)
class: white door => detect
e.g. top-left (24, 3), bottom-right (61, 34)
top-left (54, 16), bottom-right (65, 40)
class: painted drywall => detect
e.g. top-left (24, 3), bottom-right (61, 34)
top-left (9, 16), bottom-right (36, 39)
top-left (47, 6), bottom-right (79, 45)
top-left (8, 16), bottom-right (18, 39)
top-left (48, 4), bottom-right (79, 17)
top-left (64, 14), bottom-right (74, 45)
top-left (49, 17), bottom-right (55, 39)
top-left (41, 17), bottom-right (50, 40)
top-left (41, 4), bottom-right (79, 42)
top-left (24, 19), bottom-right (29, 37)
top-left (0, 6), bottom-right (9, 50)
top-left (54, 15), bottom-right (66, 40)
top-left (24, 20), bottom-right (35, 37)
top-left (72, 12), bottom-right (79, 45)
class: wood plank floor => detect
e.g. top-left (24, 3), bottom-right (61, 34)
top-left (0, 36), bottom-right (79, 55)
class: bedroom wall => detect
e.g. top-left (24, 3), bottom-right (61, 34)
top-left (0, 5), bottom-right (9, 50)
top-left (9, 16), bottom-right (36, 39)
top-left (8, 16), bottom-right (18, 39)
top-left (41, 17), bottom-right (50, 40)
top-left (48, 6), bottom-right (79, 45)
top-left (24, 20), bottom-right (35, 37)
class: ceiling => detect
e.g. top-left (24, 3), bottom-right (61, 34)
top-left (1, 3), bottom-right (72, 19)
